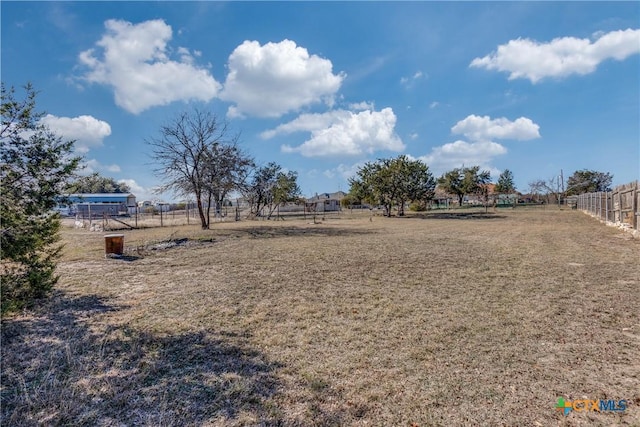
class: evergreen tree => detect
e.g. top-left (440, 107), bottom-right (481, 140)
top-left (495, 169), bottom-right (516, 194)
top-left (495, 169), bottom-right (516, 205)
top-left (1, 83), bottom-right (81, 314)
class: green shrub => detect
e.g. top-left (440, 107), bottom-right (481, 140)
top-left (409, 201), bottom-right (427, 212)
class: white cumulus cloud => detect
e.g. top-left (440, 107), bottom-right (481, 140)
top-left (79, 19), bottom-right (220, 114)
top-left (220, 39), bottom-right (345, 118)
top-left (470, 28), bottom-right (640, 83)
top-left (417, 140), bottom-right (507, 176)
top-left (82, 159), bottom-right (121, 174)
top-left (349, 101), bottom-right (375, 111)
top-left (40, 114), bottom-right (111, 153)
top-left (417, 114), bottom-right (541, 176)
top-left (271, 108), bottom-right (404, 157)
top-left (451, 115), bottom-right (540, 142)
top-left (261, 110), bottom-right (349, 140)
top-left (117, 179), bottom-right (148, 197)
top-left (323, 162), bottom-right (367, 181)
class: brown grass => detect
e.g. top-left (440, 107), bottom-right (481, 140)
top-left (2, 208), bottom-right (639, 426)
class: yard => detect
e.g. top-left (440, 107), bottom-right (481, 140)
top-left (2, 208), bottom-right (639, 426)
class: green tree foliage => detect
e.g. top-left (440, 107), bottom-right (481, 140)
top-left (348, 155), bottom-right (435, 217)
top-left (269, 170), bottom-right (301, 218)
top-left (408, 201), bottom-right (427, 212)
top-left (245, 163), bottom-right (301, 218)
top-left (340, 194), bottom-right (359, 209)
top-left (148, 108), bottom-right (251, 229)
top-left (66, 172), bottom-right (131, 193)
top-left (494, 169), bottom-right (516, 206)
top-left (494, 169), bottom-right (516, 194)
top-left (272, 171), bottom-right (301, 205)
top-left (1, 83), bottom-right (81, 314)
top-left (437, 169), bottom-right (465, 206)
top-left (565, 169), bottom-right (613, 195)
top-left (438, 166), bottom-right (491, 206)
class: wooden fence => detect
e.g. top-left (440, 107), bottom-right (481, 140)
top-left (575, 181), bottom-right (639, 231)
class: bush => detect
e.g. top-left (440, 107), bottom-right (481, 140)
top-left (409, 201), bottom-right (427, 212)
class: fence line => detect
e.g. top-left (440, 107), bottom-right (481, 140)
top-left (575, 181), bottom-right (639, 232)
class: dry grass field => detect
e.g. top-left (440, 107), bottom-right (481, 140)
top-left (2, 208), bottom-right (639, 426)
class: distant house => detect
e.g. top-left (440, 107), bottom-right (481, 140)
top-left (433, 184), bottom-right (516, 207)
top-left (432, 186), bottom-right (455, 208)
top-left (565, 195), bottom-right (579, 209)
top-left (305, 191), bottom-right (346, 212)
top-left (154, 201), bottom-right (170, 212)
top-left (65, 193), bottom-right (136, 217)
top-left (137, 200), bottom-right (170, 212)
top-left (495, 193), bottom-right (519, 205)
top-left (465, 183), bottom-right (496, 205)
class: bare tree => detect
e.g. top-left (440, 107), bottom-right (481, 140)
top-left (202, 142), bottom-right (253, 221)
top-left (244, 162), bottom-right (281, 217)
top-left (147, 108), bottom-right (249, 229)
top-left (528, 176), bottom-right (562, 206)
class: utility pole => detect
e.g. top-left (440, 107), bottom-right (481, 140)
top-left (558, 169), bottom-right (564, 210)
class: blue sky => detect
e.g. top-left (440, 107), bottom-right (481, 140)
top-left (2, 1), bottom-right (639, 201)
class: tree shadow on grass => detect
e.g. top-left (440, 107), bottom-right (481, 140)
top-left (1, 292), bottom-right (358, 426)
top-left (224, 226), bottom-right (376, 240)
top-left (126, 227), bottom-right (377, 257)
top-left (412, 211), bottom-right (507, 220)
top-left (1, 292), bottom-right (286, 426)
